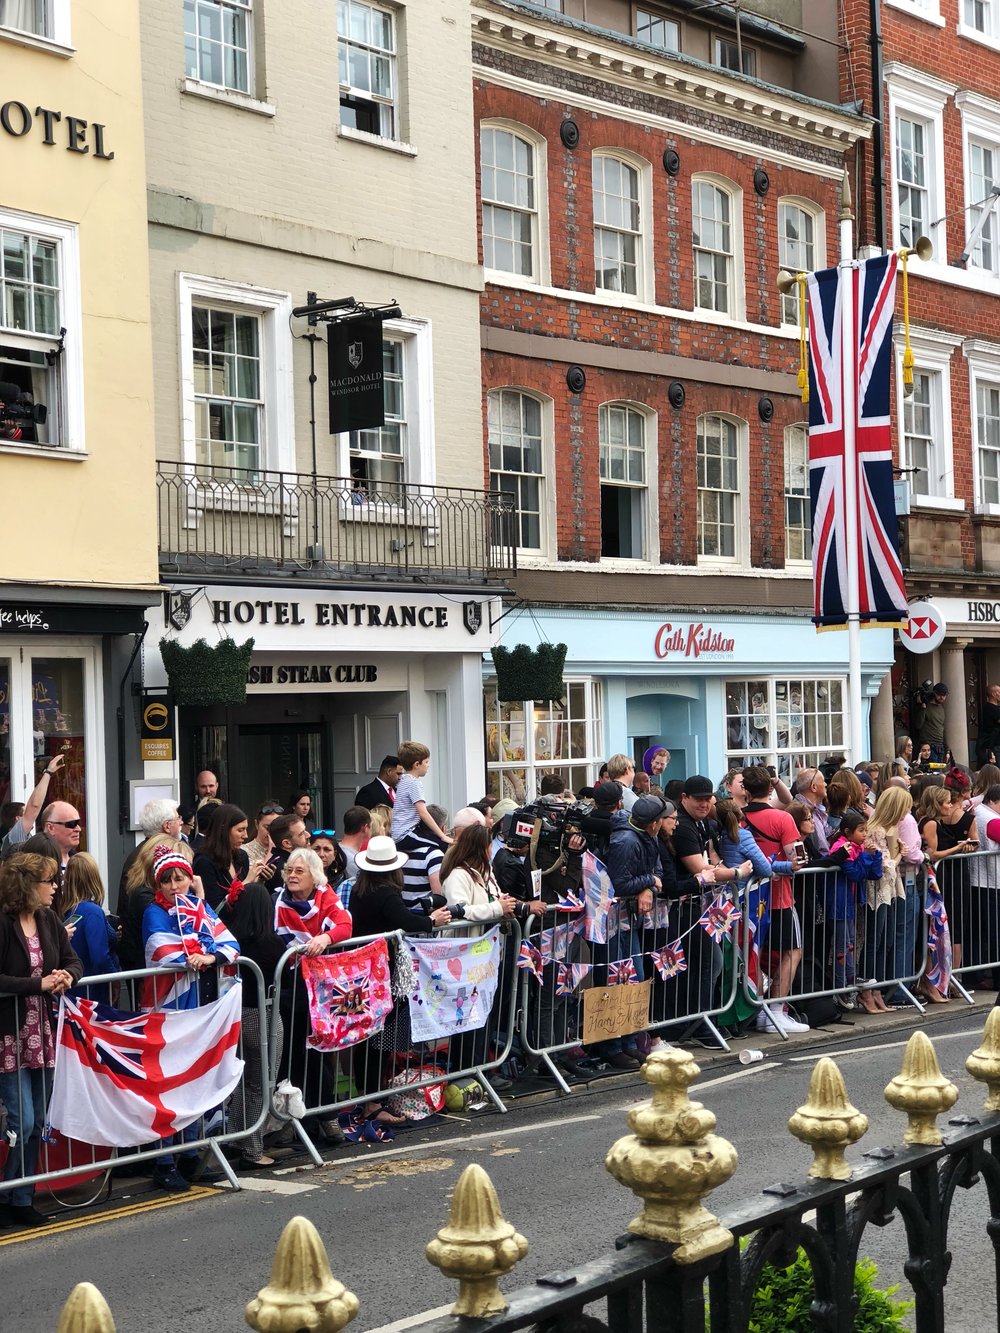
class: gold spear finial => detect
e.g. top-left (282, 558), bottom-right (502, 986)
top-left (884, 1030), bottom-right (958, 1146)
top-left (56, 1284), bottom-right (116, 1333)
top-left (788, 1057), bottom-right (868, 1180)
top-left (604, 1047), bottom-right (737, 1263)
top-left (967, 1007), bottom-right (1000, 1111)
top-left (425, 1163), bottom-right (528, 1317)
top-left (245, 1216), bottom-right (359, 1333)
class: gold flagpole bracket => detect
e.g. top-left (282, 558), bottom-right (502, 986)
top-left (777, 269), bottom-right (810, 403)
top-left (897, 237), bottom-right (933, 397)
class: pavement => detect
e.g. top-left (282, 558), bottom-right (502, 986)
top-left (3, 988), bottom-right (998, 1332)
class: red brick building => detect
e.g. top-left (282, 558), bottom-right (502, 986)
top-left (473, 1), bottom-right (894, 797)
top-left (841, 0), bottom-right (1000, 764)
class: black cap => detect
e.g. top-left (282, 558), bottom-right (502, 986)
top-left (681, 775), bottom-right (715, 798)
top-left (631, 794), bottom-right (668, 825)
top-left (933, 683), bottom-right (949, 696)
top-left (592, 780), bottom-right (623, 807)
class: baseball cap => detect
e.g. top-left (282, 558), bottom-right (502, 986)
top-left (856, 770), bottom-right (873, 789)
top-left (491, 798), bottom-right (518, 824)
top-left (631, 794), bottom-right (668, 825)
top-left (681, 775), bottom-right (715, 798)
top-left (933, 683), bottom-right (949, 695)
top-left (592, 780), bottom-right (623, 807)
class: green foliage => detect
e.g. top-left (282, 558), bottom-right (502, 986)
top-left (491, 642), bottom-right (567, 703)
top-left (159, 636), bottom-right (255, 707)
top-left (746, 1248), bottom-right (912, 1333)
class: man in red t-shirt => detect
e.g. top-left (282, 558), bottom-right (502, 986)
top-left (741, 765), bottom-right (805, 1035)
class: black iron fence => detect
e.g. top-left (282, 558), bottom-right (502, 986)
top-left (156, 460), bottom-right (517, 583)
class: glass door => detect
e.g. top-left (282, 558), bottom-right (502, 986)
top-left (237, 724), bottom-right (325, 827)
top-left (30, 657), bottom-right (88, 843)
top-left (0, 658), bottom-right (13, 813)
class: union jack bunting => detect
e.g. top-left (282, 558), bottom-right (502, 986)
top-left (697, 896), bottom-right (740, 944)
top-left (516, 941), bottom-right (544, 983)
top-left (539, 922), bottom-right (582, 964)
top-left (555, 963), bottom-right (592, 995)
top-left (608, 958), bottom-right (639, 985)
top-left (648, 941), bottom-right (687, 980)
top-left (806, 253), bottom-right (908, 629)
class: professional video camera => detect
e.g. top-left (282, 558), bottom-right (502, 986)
top-left (507, 798), bottom-right (592, 859)
top-left (0, 380), bottom-right (47, 441)
top-left (913, 678), bottom-right (936, 706)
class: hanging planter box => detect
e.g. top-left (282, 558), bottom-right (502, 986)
top-left (159, 637), bottom-right (256, 708)
top-left (491, 643), bottom-right (567, 704)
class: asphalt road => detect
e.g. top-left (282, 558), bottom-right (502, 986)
top-left (4, 1006), bottom-right (999, 1333)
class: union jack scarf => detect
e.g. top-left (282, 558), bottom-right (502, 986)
top-left (143, 892), bottom-right (239, 1010)
top-left (274, 885), bottom-right (352, 951)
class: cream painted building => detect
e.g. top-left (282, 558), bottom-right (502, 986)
top-left (140, 1), bottom-right (504, 823)
top-left (0, 1), bottom-right (159, 875)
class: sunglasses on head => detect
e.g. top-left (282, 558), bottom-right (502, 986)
top-left (259, 804), bottom-right (284, 816)
top-left (311, 829), bottom-right (337, 839)
top-left (49, 819), bottom-right (82, 829)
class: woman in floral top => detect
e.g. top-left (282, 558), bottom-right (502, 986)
top-left (0, 852), bottom-right (81, 1228)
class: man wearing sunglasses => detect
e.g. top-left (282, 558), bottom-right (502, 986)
top-left (41, 801), bottom-right (83, 866)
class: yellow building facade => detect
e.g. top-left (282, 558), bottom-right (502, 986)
top-left (0, 1), bottom-right (158, 874)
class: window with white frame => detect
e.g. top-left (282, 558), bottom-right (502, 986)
top-left (481, 125), bottom-right (540, 280)
top-left (957, 93), bottom-right (1000, 277)
top-left (599, 402), bottom-right (648, 560)
top-left (338, 0), bottom-right (396, 139)
top-left (696, 413), bottom-right (741, 561)
top-left (977, 379), bottom-right (1000, 507)
top-left (783, 424), bottom-right (811, 563)
top-left (778, 201), bottom-right (819, 325)
top-left (488, 389), bottom-right (546, 552)
top-left (961, 0), bottom-right (1000, 38)
top-left (635, 9), bottom-right (679, 51)
top-left (349, 339), bottom-right (405, 494)
top-left (692, 179), bottom-right (734, 314)
top-left (0, 0), bottom-right (47, 35)
top-left (0, 212), bottom-right (81, 451)
top-left (886, 0), bottom-right (941, 19)
top-left (886, 65), bottom-right (953, 254)
top-left (725, 678), bottom-right (846, 780)
top-left (179, 274), bottom-right (294, 477)
top-left (593, 155), bottom-right (642, 296)
top-left (714, 37), bottom-right (755, 75)
top-left (184, 0), bottom-right (252, 93)
top-left (896, 329), bottom-right (959, 506)
top-left (484, 678), bottom-right (603, 803)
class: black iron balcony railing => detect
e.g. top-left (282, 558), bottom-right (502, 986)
top-left (156, 461), bottom-right (517, 584)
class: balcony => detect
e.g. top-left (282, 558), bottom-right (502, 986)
top-left (156, 461), bottom-right (517, 586)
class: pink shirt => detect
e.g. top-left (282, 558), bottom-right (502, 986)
top-left (898, 811), bottom-right (923, 864)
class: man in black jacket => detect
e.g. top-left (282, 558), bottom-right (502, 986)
top-left (355, 756), bottom-right (403, 811)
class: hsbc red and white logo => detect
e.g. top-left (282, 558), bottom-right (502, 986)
top-left (899, 601), bottom-right (946, 654)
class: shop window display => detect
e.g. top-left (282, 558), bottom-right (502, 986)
top-left (725, 677), bottom-right (846, 778)
top-left (484, 679), bottom-right (602, 801)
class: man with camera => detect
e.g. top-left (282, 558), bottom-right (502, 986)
top-left (912, 681), bottom-right (949, 765)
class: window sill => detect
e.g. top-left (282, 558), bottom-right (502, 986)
top-left (180, 78), bottom-right (276, 117)
top-left (885, 0), bottom-right (944, 26)
top-left (0, 442), bottom-right (86, 461)
top-left (909, 494), bottom-right (966, 513)
top-left (336, 125), bottom-right (417, 157)
top-left (973, 507), bottom-right (1000, 521)
top-left (0, 26), bottom-right (74, 56)
top-left (956, 20), bottom-right (1000, 49)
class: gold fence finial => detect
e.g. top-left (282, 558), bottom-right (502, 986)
top-left (245, 1216), bottom-right (359, 1333)
top-left (604, 1048), bottom-right (737, 1263)
top-left (884, 1030), bottom-right (958, 1146)
top-left (788, 1057), bottom-right (868, 1180)
top-left (425, 1163), bottom-right (528, 1317)
top-left (56, 1283), bottom-right (116, 1333)
top-left (967, 1007), bottom-right (1000, 1110)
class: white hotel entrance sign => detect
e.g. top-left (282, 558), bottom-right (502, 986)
top-left (898, 601), bottom-right (946, 654)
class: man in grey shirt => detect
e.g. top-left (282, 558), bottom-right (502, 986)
top-left (1, 753), bottom-right (66, 857)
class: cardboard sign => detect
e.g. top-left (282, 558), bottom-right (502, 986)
top-left (581, 980), bottom-right (651, 1045)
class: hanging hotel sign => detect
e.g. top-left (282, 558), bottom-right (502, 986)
top-left (140, 692), bottom-right (175, 762)
top-left (654, 622), bottom-right (736, 661)
top-left (327, 315), bottom-right (384, 434)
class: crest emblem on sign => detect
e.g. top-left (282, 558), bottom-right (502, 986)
top-left (166, 591), bottom-right (193, 631)
top-left (348, 341), bottom-right (364, 370)
top-left (462, 601), bottom-right (483, 636)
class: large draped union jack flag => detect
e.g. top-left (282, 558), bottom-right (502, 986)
top-left (805, 254), bottom-right (908, 630)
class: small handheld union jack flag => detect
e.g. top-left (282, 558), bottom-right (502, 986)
top-left (516, 941), bottom-right (544, 983)
top-left (554, 889), bottom-right (584, 912)
top-left (608, 958), bottom-right (638, 985)
top-left (648, 941), bottom-right (687, 980)
top-left (697, 896), bottom-right (740, 943)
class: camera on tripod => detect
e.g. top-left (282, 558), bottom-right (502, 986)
top-left (0, 380), bottom-right (47, 441)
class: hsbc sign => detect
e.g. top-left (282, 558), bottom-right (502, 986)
top-left (898, 601), bottom-right (947, 654)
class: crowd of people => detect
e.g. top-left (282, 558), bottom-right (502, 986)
top-left (2, 732), bottom-right (1000, 1230)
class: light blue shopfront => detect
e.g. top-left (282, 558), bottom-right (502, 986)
top-left (483, 605), bottom-right (893, 797)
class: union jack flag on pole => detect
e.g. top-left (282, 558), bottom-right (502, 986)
top-left (806, 253), bottom-right (908, 630)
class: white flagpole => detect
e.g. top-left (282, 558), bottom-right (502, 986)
top-left (839, 172), bottom-right (864, 765)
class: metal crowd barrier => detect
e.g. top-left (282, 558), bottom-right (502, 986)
top-left (517, 891), bottom-right (741, 1092)
top-left (0, 957), bottom-right (270, 1206)
top-left (941, 847), bottom-right (1000, 999)
top-left (266, 921), bottom-right (523, 1164)
top-left (740, 864), bottom-right (931, 1038)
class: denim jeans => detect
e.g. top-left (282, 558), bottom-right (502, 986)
top-left (892, 882), bottom-right (921, 984)
top-left (0, 1066), bottom-right (49, 1207)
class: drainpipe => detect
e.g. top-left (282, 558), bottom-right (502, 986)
top-left (869, 0), bottom-right (888, 250)
top-left (117, 623), bottom-right (148, 833)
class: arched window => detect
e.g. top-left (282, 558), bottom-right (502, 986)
top-left (593, 154), bottom-right (643, 296)
top-left (599, 402), bottom-right (650, 559)
top-left (778, 199), bottom-right (823, 325)
top-left (480, 124), bottom-right (543, 280)
top-left (488, 388), bottom-right (547, 551)
top-left (692, 179), bottom-right (736, 314)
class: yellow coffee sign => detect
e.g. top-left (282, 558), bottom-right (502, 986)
top-left (140, 694), bottom-right (174, 761)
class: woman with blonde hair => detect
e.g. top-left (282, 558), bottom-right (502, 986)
top-left (55, 852), bottom-right (119, 1001)
top-left (367, 804), bottom-right (393, 838)
top-left (863, 787), bottom-right (915, 1010)
top-left (119, 836), bottom-right (194, 975)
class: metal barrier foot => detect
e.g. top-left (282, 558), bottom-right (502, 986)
top-left (701, 1017), bottom-right (731, 1053)
top-left (539, 1053), bottom-right (573, 1095)
top-left (209, 1140), bottom-right (242, 1191)
top-left (476, 1071), bottom-right (509, 1113)
top-left (895, 982), bottom-right (926, 1014)
top-left (293, 1120), bottom-right (325, 1166)
top-left (950, 976), bottom-right (976, 1005)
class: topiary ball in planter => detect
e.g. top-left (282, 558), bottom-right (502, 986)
top-left (159, 637), bottom-right (255, 708)
top-left (491, 643), bottom-right (567, 704)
